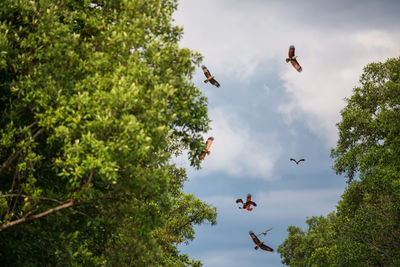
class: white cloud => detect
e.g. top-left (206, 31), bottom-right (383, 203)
top-left (174, 1), bottom-right (288, 80)
top-left (278, 30), bottom-right (400, 146)
top-left (197, 108), bottom-right (282, 179)
top-left (175, 1), bottom-right (400, 146)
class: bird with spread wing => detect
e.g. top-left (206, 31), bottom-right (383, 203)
top-left (258, 228), bottom-right (272, 237)
top-left (290, 158), bottom-right (305, 165)
top-left (200, 137), bottom-right (214, 160)
top-left (286, 45), bottom-right (302, 72)
top-left (236, 194), bottom-right (257, 211)
top-left (249, 231), bottom-right (274, 252)
top-left (201, 65), bottom-right (220, 87)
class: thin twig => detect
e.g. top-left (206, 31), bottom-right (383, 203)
top-left (0, 129), bottom-right (43, 175)
top-left (83, 171), bottom-right (94, 190)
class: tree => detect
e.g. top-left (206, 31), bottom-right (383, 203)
top-left (278, 215), bottom-right (337, 267)
top-left (330, 57), bottom-right (400, 266)
top-left (0, 0), bottom-right (216, 265)
top-left (278, 57), bottom-right (400, 266)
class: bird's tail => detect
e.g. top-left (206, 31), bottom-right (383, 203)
top-left (285, 58), bottom-right (290, 63)
top-left (254, 246), bottom-right (259, 250)
top-left (204, 79), bottom-right (209, 83)
top-left (248, 207), bottom-right (253, 211)
top-left (207, 151), bottom-right (211, 155)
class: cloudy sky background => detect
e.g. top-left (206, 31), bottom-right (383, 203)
top-left (173, 1), bottom-right (400, 266)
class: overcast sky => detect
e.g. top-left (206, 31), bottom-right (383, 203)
top-left (173, 1), bottom-right (400, 266)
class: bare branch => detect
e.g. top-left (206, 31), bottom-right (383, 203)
top-left (0, 201), bottom-right (75, 232)
top-left (1, 194), bottom-right (92, 219)
top-left (0, 194), bottom-right (64, 204)
top-left (83, 170), bottom-right (94, 190)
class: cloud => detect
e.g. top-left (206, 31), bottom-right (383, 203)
top-left (174, 0), bottom-right (400, 146)
top-left (263, 83), bottom-right (271, 96)
top-left (278, 29), bottom-right (400, 145)
top-left (197, 107), bottom-right (282, 179)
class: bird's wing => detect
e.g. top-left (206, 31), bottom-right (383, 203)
top-left (206, 137), bottom-right (214, 150)
top-left (260, 243), bottom-right (274, 252)
top-left (299, 159), bottom-right (305, 162)
top-left (210, 78), bottom-right (220, 88)
top-left (246, 194), bottom-right (252, 203)
top-left (236, 199), bottom-right (243, 204)
top-left (249, 231), bottom-right (261, 245)
top-left (202, 65), bottom-right (211, 78)
top-left (290, 158), bottom-right (297, 162)
top-left (288, 45), bottom-right (295, 58)
top-left (291, 59), bottom-right (302, 72)
top-left (249, 201), bottom-right (257, 207)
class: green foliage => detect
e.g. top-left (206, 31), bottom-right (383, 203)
top-left (332, 57), bottom-right (400, 182)
top-left (278, 57), bottom-right (400, 266)
top-left (278, 215), bottom-right (337, 267)
top-left (0, 0), bottom-right (216, 265)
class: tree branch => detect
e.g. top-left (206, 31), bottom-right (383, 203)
top-left (0, 200), bottom-right (75, 232)
top-left (1, 194), bottom-right (92, 220)
top-left (0, 194), bottom-right (64, 204)
top-left (0, 128), bottom-right (43, 175)
top-left (83, 170), bottom-right (94, 190)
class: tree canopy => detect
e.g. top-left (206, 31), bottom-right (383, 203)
top-left (0, 0), bottom-right (216, 265)
top-left (278, 57), bottom-right (400, 266)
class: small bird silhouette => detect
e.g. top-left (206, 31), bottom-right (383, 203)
top-left (290, 158), bottom-right (305, 165)
top-left (257, 228), bottom-right (272, 237)
top-left (236, 194), bottom-right (257, 211)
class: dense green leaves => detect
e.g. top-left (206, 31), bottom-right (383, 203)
top-left (278, 57), bottom-right (400, 266)
top-left (0, 0), bottom-right (216, 265)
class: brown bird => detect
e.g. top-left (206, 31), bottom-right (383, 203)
top-left (286, 45), bottom-right (302, 72)
top-left (290, 158), bottom-right (305, 165)
top-left (200, 137), bottom-right (214, 160)
top-left (249, 231), bottom-right (274, 252)
top-left (257, 228), bottom-right (272, 237)
top-left (201, 65), bottom-right (220, 87)
top-left (236, 194), bottom-right (257, 211)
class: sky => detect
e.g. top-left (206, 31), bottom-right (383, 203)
top-left (173, 1), bottom-right (400, 266)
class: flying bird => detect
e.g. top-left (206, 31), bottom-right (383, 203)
top-left (286, 45), bottom-right (302, 72)
top-left (236, 194), bottom-right (257, 211)
top-left (258, 228), bottom-right (272, 237)
top-left (201, 65), bottom-right (220, 87)
top-left (200, 137), bottom-right (214, 160)
top-left (290, 158), bottom-right (305, 165)
top-left (249, 231), bottom-right (274, 252)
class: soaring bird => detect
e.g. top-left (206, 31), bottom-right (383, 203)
top-left (236, 194), bottom-right (257, 211)
top-left (201, 65), bottom-right (220, 87)
top-left (258, 228), bottom-right (272, 237)
top-left (200, 137), bottom-right (214, 160)
top-left (286, 45), bottom-right (302, 72)
top-left (290, 158), bottom-right (305, 165)
top-left (249, 231), bottom-right (274, 252)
